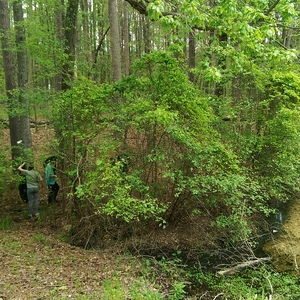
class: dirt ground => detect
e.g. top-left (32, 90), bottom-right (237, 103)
top-left (0, 180), bottom-right (171, 299)
top-left (263, 198), bottom-right (300, 274)
top-left (0, 214), bottom-right (114, 299)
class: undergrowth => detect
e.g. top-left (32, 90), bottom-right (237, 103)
top-left (1, 213), bottom-right (300, 299)
top-left (0, 215), bottom-right (14, 230)
top-left (135, 254), bottom-right (300, 299)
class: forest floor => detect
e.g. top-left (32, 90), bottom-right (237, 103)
top-left (0, 198), bottom-right (125, 300)
top-left (0, 126), bottom-right (165, 300)
top-left (0, 196), bottom-right (172, 300)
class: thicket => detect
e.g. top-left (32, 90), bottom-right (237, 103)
top-left (50, 51), bottom-right (300, 253)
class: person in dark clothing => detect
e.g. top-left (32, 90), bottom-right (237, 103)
top-left (45, 159), bottom-right (60, 204)
top-left (18, 172), bottom-right (28, 203)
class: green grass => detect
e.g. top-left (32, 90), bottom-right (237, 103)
top-left (99, 278), bottom-right (165, 300)
top-left (0, 107), bottom-right (8, 119)
top-left (32, 232), bottom-right (48, 244)
top-left (0, 215), bottom-right (14, 230)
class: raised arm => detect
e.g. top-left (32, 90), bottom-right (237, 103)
top-left (18, 162), bottom-right (26, 172)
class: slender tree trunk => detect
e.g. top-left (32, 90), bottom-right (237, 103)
top-left (136, 15), bottom-right (142, 58)
top-left (108, 0), bottom-right (122, 82)
top-left (188, 31), bottom-right (195, 83)
top-left (143, 16), bottom-right (151, 54)
top-left (51, 0), bottom-right (64, 91)
top-left (282, 28), bottom-right (293, 48)
top-left (123, 1), bottom-right (130, 76)
top-left (61, 0), bottom-right (79, 90)
top-left (13, 0), bottom-right (33, 157)
top-left (0, 0), bottom-right (22, 161)
top-left (80, 0), bottom-right (93, 71)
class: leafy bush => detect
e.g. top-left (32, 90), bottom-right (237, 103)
top-left (54, 51), bottom-right (287, 247)
top-left (191, 265), bottom-right (300, 299)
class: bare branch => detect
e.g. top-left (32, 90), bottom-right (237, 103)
top-left (125, 0), bottom-right (149, 15)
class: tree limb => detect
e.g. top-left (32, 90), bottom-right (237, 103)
top-left (265, 0), bottom-right (281, 16)
top-left (125, 0), bottom-right (149, 15)
top-left (216, 257), bottom-right (272, 276)
top-left (93, 26), bottom-right (110, 65)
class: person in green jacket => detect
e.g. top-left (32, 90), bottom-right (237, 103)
top-left (45, 159), bottom-right (60, 204)
top-left (18, 162), bottom-right (42, 217)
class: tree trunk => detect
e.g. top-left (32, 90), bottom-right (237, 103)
top-left (108, 0), bottom-right (122, 82)
top-left (0, 0), bottom-right (22, 161)
top-left (13, 0), bottom-right (33, 158)
top-left (123, 1), bottom-right (130, 76)
top-left (80, 0), bottom-right (93, 71)
top-left (188, 31), bottom-right (195, 83)
top-left (51, 0), bottom-right (64, 91)
top-left (61, 0), bottom-right (79, 90)
top-left (143, 16), bottom-right (151, 54)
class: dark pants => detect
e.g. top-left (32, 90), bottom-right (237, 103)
top-left (27, 187), bottom-right (39, 216)
top-left (18, 183), bottom-right (28, 203)
top-left (47, 182), bottom-right (60, 203)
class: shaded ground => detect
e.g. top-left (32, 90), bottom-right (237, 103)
top-left (0, 198), bottom-right (163, 300)
top-left (0, 126), bottom-right (158, 300)
top-left (0, 200), bottom-right (113, 299)
top-left (263, 198), bottom-right (300, 273)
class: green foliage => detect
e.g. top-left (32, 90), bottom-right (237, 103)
top-left (76, 158), bottom-right (167, 222)
top-left (208, 68), bottom-right (300, 214)
top-left (53, 51), bottom-right (282, 244)
top-left (24, 0), bottom-right (66, 82)
top-left (100, 279), bottom-right (126, 300)
top-left (254, 72), bottom-right (300, 203)
top-left (0, 152), bottom-right (11, 194)
top-left (113, 51), bottom-right (263, 239)
top-left (100, 278), bottom-right (164, 300)
top-left (191, 265), bottom-right (300, 299)
top-left (170, 281), bottom-right (186, 300)
top-left (52, 49), bottom-right (300, 250)
top-left (32, 233), bottom-right (48, 245)
top-left (0, 215), bottom-right (14, 230)
top-left (129, 281), bottom-right (164, 300)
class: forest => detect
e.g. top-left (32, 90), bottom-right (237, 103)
top-left (1, 0), bottom-right (300, 299)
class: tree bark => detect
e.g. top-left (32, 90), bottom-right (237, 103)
top-left (188, 31), bottom-right (195, 83)
top-left (125, 0), bottom-right (148, 15)
top-left (108, 0), bottom-right (122, 82)
top-left (61, 0), bottom-right (79, 90)
top-left (13, 0), bottom-right (33, 157)
top-left (51, 0), bottom-right (64, 91)
top-left (123, 1), bottom-right (130, 76)
top-left (143, 16), bottom-right (151, 54)
top-left (0, 0), bottom-right (22, 161)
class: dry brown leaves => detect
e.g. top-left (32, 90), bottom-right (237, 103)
top-left (0, 225), bottom-right (119, 299)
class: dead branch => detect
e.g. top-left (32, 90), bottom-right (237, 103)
top-left (216, 257), bottom-right (272, 276)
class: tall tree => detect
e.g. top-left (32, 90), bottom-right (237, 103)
top-left (13, 0), bottom-right (32, 155)
top-left (61, 0), bottom-right (79, 90)
top-left (108, 0), bottom-right (122, 82)
top-left (188, 31), bottom-right (195, 83)
top-left (0, 0), bottom-right (18, 158)
top-left (0, 0), bottom-right (32, 162)
top-left (122, 1), bottom-right (130, 76)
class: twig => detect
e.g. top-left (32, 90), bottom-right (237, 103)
top-left (213, 293), bottom-right (225, 300)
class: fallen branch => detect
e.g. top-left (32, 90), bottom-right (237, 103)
top-left (216, 257), bottom-right (272, 276)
